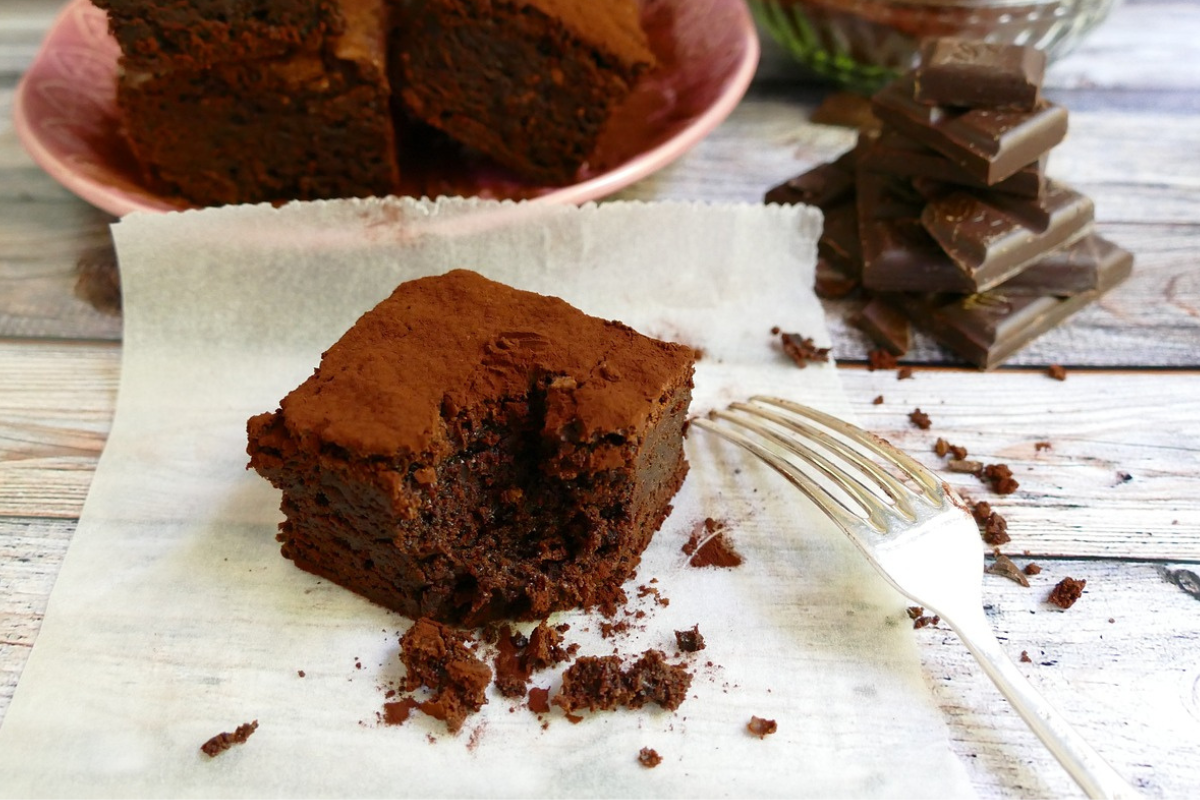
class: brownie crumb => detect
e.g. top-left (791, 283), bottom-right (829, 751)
top-left (527, 686), bottom-right (552, 715)
top-left (200, 720), bottom-right (258, 757)
top-left (747, 716), bottom-right (778, 738)
top-left (979, 508), bottom-right (1011, 546)
top-left (970, 501), bottom-right (992, 524)
top-left (981, 463), bottom-right (1020, 494)
top-left (985, 552), bottom-right (1030, 587)
top-left (1023, 562), bottom-right (1042, 576)
top-left (897, 366), bottom-right (914, 380)
top-left (1020, 650), bottom-right (1033, 663)
top-left (638, 747), bottom-right (663, 768)
top-left (770, 326), bottom-right (781, 335)
top-left (934, 438), bottom-right (969, 460)
top-left (908, 408), bottom-right (932, 430)
top-left (1035, 441), bottom-right (1052, 452)
top-left (399, 618), bottom-right (492, 733)
top-left (381, 698), bottom-right (419, 726)
top-left (1048, 577), bottom-right (1086, 609)
top-left (683, 518), bottom-right (743, 568)
top-left (675, 625), bottom-right (706, 653)
top-left (297, 670), bottom-right (305, 678)
top-left (872, 395), bottom-right (884, 405)
top-left (867, 348), bottom-right (898, 371)
top-left (553, 649), bottom-right (693, 714)
top-left (912, 614), bottom-right (939, 629)
top-left (781, 333), bottom-right (831, 368)
top-left (1047, 364), bottom-right (1067, 381)
top-left (906, 606), bottom-right (924, 620)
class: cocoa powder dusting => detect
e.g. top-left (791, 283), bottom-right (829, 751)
top-left (682, 518), bottom-right (743, 568)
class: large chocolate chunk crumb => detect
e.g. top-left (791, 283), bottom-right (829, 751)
top-left (1048, 577), bottom-right (1086, 609)
top-left (554, 650), bottom-right (692, 714)
top-left (400, 618), bottom-right (491, 733)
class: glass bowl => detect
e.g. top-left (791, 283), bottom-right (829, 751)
top-left (750, 0), bottom-right (1120, 93)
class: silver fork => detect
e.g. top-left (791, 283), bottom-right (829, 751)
top-left (692, 396), bottom-right (1136, 799)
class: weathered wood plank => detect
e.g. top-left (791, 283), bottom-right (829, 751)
top-left (0, 340), bottom-right (118, 517)
top-left (2, 340), bottom-right (1198, 560)
top-left (0, 512), bottom-right (1194, 799)
top-left (833, 367), bottom-right (1200, 561)
top-left (914, 558), bottom-right (1200, 799)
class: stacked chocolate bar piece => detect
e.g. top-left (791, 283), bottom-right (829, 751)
top-left (767, 38), bottom-right (1134, 369)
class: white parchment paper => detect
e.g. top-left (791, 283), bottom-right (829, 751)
top-left (0, 198), bottom-right (975, 798)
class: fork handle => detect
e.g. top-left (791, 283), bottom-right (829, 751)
top-left (949, 608), bottom-right (1138, 799)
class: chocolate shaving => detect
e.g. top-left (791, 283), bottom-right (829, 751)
top-left (985, 552), bottom-right (1030, 587)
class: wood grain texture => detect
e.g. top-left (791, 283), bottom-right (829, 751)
top-left (1, 1), bottom-right (1198, 797)
top-left (0, 341), bottom-right (118, 517)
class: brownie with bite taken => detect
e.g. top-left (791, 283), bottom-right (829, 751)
top-left (246, 270), bottom-right (696, 625)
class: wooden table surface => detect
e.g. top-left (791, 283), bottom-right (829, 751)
top-left (2, 0), bottom-right (1198, 796)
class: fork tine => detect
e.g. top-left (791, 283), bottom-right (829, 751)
top-left (751, 396), bottom-right (944, 501)
top-left (709, 406), bottom-right (908, 529)
top-left (690, 415), bottom-right (875, 531)
top-left (728, 401), bottom-right (920, 520)
top-left (707, 408), bottom-right (892, 526)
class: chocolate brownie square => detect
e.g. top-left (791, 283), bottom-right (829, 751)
top-left (115, 0), bottom-right (398, 206)
top-left (246, 270), bottom-right (696, 625)
top-left (394, 0), bottom-right (655, 184)
top-left (93, 0), bottom-right (345, 70)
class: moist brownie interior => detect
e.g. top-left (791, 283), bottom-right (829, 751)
top-left (247, 270), bottom-right (695, 625)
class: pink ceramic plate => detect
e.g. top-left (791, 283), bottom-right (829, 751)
top-left (13, 0), bottom-right (759, 216)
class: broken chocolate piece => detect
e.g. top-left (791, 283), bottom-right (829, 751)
top-left (986, 552), bottom-right (1030, 586)
top-left (859, 129), bottom-right (1046, 198)
top-left (858, 170), bottom-right (976, 293)
top-left (997, 234), bottom-right (1112, 296)
top-left (892, 237), bottom-right (1134, 369)
top-left (914, 39), bottom-right (1046, 111)
top-left (852, 297), bottom-right (911, 355)
top-left (872, 75), bottom-right (1068, 185)
top-left (920, 181), bottom-right (1094, 293)
top-left (764, 150), bottom-right (856, 207)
